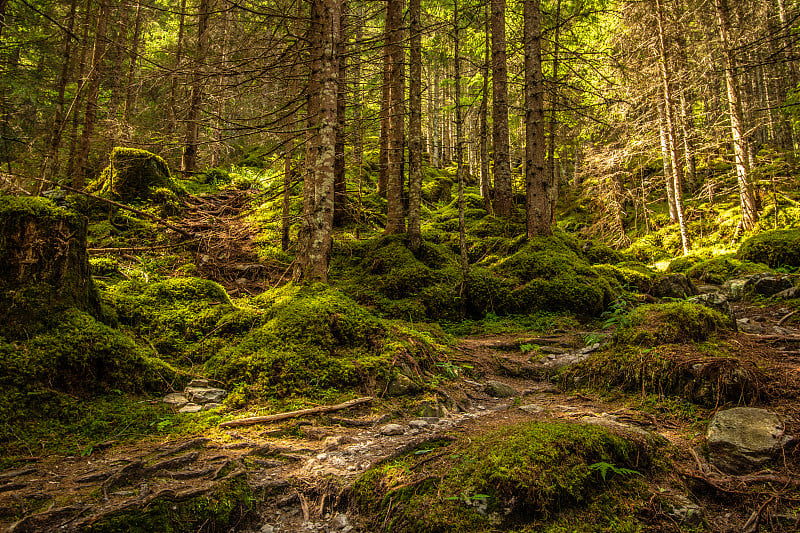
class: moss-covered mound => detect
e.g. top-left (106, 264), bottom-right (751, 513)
top-left (354, 421), bottom-right (657, 532)
top-left (0, 196), bottom-right (99, 335)
top-left (613, 302), bottom-right (731, 347)
top-left (205, 283), bottom-right (447, 399)
top-left (669, 253), bottom-right (770, 284)
top-left (88, 147), bottom-right (186, 203)
top-left (494, 235), bottom-right (616, 316)
top-left (737, 228), bottom-right (800, 269)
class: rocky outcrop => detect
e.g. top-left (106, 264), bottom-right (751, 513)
top-left (652, 273), bottom-right (696, 299)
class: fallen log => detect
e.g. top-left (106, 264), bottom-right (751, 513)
top-left (219, 397), bottom-right (374, 429)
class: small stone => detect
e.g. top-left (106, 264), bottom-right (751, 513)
top-left (386, 373), bottom-right (420, 396)
top-left (184, 386), bottom-right (227, 404)
top-left (665, 495), bottom-right (703, 526)
top-left (774, 286), bottom-right (800, 300)
top-left (689, 293), bottom-right (736, 328)
top-left (330, 513), bottom-right (350, 530)
top-left (260, 525), bottom-right (275, 533)
top-left (379, 424), bottom-right (405, 436)
top-left (484, 380), bottom-right (516, 398)
top-left (186, 378), bottom-right (210, 388)
top-left (408, 419), bottom-right (430, 429)
top-left (519, 404), bottom-right (544, 414)
top-left (707, 407), bottom-right (785, 473)
top-left (202, 403), bottom-right (223, 411)
top-left (539, 346), bottom-right (566, 355)
top-left (163, 393), bottom-right (188, 406)
top-left (178, 403), bottom-right (203, 413)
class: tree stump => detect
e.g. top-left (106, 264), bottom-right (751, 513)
top-left (0, 196), bottom-right (99, 336)
top-left (87, 147), bottom-right (185, 202)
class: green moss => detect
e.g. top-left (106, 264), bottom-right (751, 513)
top-left (87, 148), bottom-right (185, 202)
top-left (592, 264), bottom-right (654, 293)
top-left (683, 254), bottom-right (770, 284)
top-left (85, 475), bottom-right (254, 532)
top-left (582, 242), bottom-right (629, 265)
top-left (613, 302), bottom-right (731, 347)
top-left (737, 229), bottom-right (800, 268)
top-left (354, 421), bottom-right (655, 532)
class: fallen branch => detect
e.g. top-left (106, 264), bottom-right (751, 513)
top-left (219, 397), bottom-right (374, 428)
top-left (778, 310), bottom-right (798, 327)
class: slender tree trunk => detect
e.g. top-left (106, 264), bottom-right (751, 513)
top-left (67, 0), bottom-right (93, 179)
top-left (384, 0), bottom-right (405, 234)
top-left (657, 99), bottom-right (677, 221)
top-left (333, 0), bottom-right (348, 226)
top-left (168, 0), bottom-right (187, 138)
top-left (75, 0), bottom-right (109, 189)
top-left (105, 4), bottom-right (130, 151)
top-left (492, 0), bottom-right (512, 217)
top-left (547, 0), bottom-right (561, 223)
top-left (352, 3), bottom-right (363, 227)
top-left (123, 0), bottom-right (143, 124)
top-left (378, 7), bottom-right (391, 198)
top-left (181, 0), bottom-right (212, 179)
top-left (408, 0), bottom-right (423, 251)
top-left (479, 3), bottom-right (491, 212)
top-left (524, 0), bottom-right (550, 237)
top-left (42, 0), bottom-right (78, 182)
top-left (454, 0), bottom-right (468, 274)
top-left (296, 0), bottom-right (340, 282)
top-left (655, 0), bottom-right (689, 255)
top-left (210, 5), bottom-right (230, 168)
top-left (432, 70), bottom-right (441, 167)
top-left (713, 0), bottom-right (758, 230)
top-left (678, 81), bottom-right (697, 190)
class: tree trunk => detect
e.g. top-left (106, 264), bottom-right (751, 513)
top-left (655, 0), bottom-right (690, 255)
top-left (67, 0), bottom-right (94, 180)
top-left (384, 0), bottom-right (405, 234)
top-left (181, 0), bottom-right (212, 179)
top-left (657, 99), bottom-right (677, 221)
top-left (454, 0), bottom-right (468, 274)
top-left (168, 0), bottom-right (188, 138)
top-left (524, 0), bottom-right (550, 237)
top-left (41, 0), bottom-right (78, 183)
top-left (408, 0), bottom-right (423, 251)
top-left (296, 0), bottom-right (340, 282)
top-left (432, 70), bottom-right (441, 167)
top-left (479, 3), bottom-right (491, 212)
top-left (378, 7), bottom-right (391, 198)
top-left (333, 0), bottom-right (348, 226)
top-left (491, 0), bottom-right (512, 217)
top-left (75, 0), bottom-right (109, 189)
top-left (713, 0), bottom-right (758, 230)
top-left (547, 0), bottom-right (561, 223)
top-left (123, 0), bottom-right (143, 124)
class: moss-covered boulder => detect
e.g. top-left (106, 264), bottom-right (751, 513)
top-left (737, 229), bottom-right (800, 269)
top-left (354, 421), bottom-right (657, 532)
top-left (88, 147), bottom-right (185, 203)
top-left (0, 196), bottom-right (99, 336)
top-left (681, 255), bottom-right (770, 285)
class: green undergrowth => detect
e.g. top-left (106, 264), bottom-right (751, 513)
top-left (612, 302), bottom-right (731, 347)
top-left (737, 228), bottom-right (800, 269)
top-left (667, 253), bottom-right (770, 284)
top-left (354, 421), bottom-right (661, 532)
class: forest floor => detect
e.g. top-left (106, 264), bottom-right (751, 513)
top-left (3, 302), bottom-right (799, 532)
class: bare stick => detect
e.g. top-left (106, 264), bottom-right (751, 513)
top-left (219, 397), bottom-right (374, 428)
top-left (778, 310), bottom-right (798, 327)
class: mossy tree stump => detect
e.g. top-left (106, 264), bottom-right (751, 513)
top-left (0, 196), bottom-right (98, 335)
top-left (88, 147), bottom-right (185, 202)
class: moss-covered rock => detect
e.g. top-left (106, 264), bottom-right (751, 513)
top-left (737, 229), bottom-right (800, 268)
top-left (354, 421), bottom-right (656, 532)
top-left (88, 148), bottom-right (185, 203)
top-left (684, 255), bottom-right (770, 285)
top-left (0, 196), bottom-right (100, 337)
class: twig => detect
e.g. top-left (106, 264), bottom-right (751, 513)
top-left (778, 310), bottom-right (798, 327)
top-left (219, 397), bottom-right (374, 428)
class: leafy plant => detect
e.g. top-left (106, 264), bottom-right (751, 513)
top-left (519, 343), bottom-right (536, 354)
top-left (589, 461), bottom-right (642, 481)
top-left (600, 298), bottom-right (633, 329)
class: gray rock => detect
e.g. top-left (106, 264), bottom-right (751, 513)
top-left (707, 407), bottom-right (785, 473)
top-left (178, 403), bottom-right (203, 413)
top-left (689, 292), bottom-right (736, 328)
top-left (773, 286), bottom-right (800, 300)
top-left (330, 513), bottom-right (351, 531)
top-left (184, 386), bottom-right (227, 404)
top-left (485, 380), bottom-right (516, 398)
top-left (745, 274), bottom-right (793, 297)
top-left (418, 402), bottom-right (449, 418)
top-left (163, 392), bottom-right (188, 406)
top-left (519, 404), bottom-right (544, 414)
top-left (379, 424), bottom-right (405, 436)
top-left (539, 346), bottom-right (567, 355)
top-left (652, 273), bottom-right (696, 299)
top-left (665, 495), bottom-right (703, 526)
top-left (202, 403), bottom-right (224, 411)
top-left (408, 419), bottom-right (430, 429)
top-left (386, 373), bottom-right (420, 396)
top-left (736, 318), bottom-right (765, 335)
top-left (723, 278), bottom-right (749, 301)
top-left (187, 378), bottom-right (210, 387)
